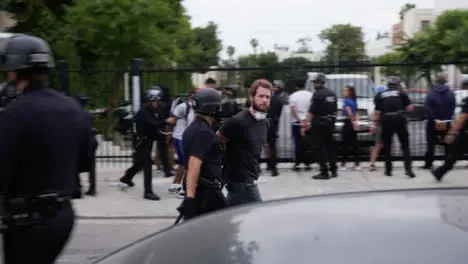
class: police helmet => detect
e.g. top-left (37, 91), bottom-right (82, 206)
top-left (272, 80), bottom-right (285, 89)
top-left (387, 76), bottom-right (401, 87)
top-left (73, 94), bottom-right (88, 107)
top-left (193, 88), bottom-right (222, 115)
top-left (345, 83), bottom-right (355, 89)
top-left (1, 34), bottom-right (55, 71)
top-left (145, 89), bottom-right (163, 102)
top-left (311, 73), bottom-right (327, 83)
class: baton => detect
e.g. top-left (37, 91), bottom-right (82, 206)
top-left (173, 214), bottom-right (183, 226)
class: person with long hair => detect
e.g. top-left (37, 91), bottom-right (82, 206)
top-left (340, 84), bottom-right (361, 170)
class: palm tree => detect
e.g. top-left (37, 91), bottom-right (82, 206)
top-left (250, 38), bottom-right (259, 54)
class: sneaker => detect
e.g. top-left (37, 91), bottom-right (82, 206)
top-left (353, 166), bottom-right (362, 171)
top-left (339, 166), bottom-right (348, 171)
top-left (369, 165), bottom-right (376, 171)
top-left (169, 184), bottom-right (185, 199)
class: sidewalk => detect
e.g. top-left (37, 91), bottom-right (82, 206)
top-left (73, 162), bottom-right (468, 219)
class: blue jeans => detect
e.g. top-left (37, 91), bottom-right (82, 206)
top-left (292, 124), bottom-right (308, 165)
top-left (226, 182), bottom-right (262, 207)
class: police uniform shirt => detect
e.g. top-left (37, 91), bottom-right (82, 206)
top-left (218, 109), bottom-right (268, 182)
top-left (308, 88), bottom-right (338, 117)
top-left (134, 107), bottom-right (166, 140)
top-left (374, 89), bottom-right (411, 114)
top-left (267, 92), bottom-right (285, 122)
top-left (0, 88), bottom-right (92, 196)
top-left (182, 117), bottom-right (222, 179)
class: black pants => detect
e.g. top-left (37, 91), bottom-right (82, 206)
top-left (313, 123), bottom-right (337, 175)
top-left (267, 122), bottom-right (278, 170)
top-left (434, 133), bottom-right (468, 179)
top-left (381, 116), bottom-right (412, 173)
top-left (3, 203), bottom-right (75, 264)
top-left (341, 119), bottom-right (360, 166)
top-left (76, 145), bottom-right (98, 193)
top-left (155, 136), bottom-right (171, 175)
top-left (423, 119), bottom-right (451, 167)
top-left (186, 181), bottom-right (227, 220)
top-left (122, 145), bottom-right (154, 194)
top-left (291, 124), bottom-right (309, 165)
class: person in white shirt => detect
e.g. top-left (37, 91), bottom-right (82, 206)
top-left (289, 80), bottom-right (313, 171)
top-left (169, 92), bottom-right (195, 198)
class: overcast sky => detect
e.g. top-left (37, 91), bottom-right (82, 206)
top-left (183, 0), bottom-right (438, 57)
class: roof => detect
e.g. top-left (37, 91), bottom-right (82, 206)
top-left (95, 187), bottom-right (468, 264)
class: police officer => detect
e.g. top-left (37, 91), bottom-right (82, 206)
top-left (73, 95), bottom-right (99, 196)
top-left (373, 76), bottom-right (416, 178)
top-left (0, 34), bottom-right (93, 263)
top-left (303, 73), bottom-right (338, 180)
top-left (266, 80), bottom-right (287, 176)
top-left (432, 78), bottom-right (468, 181)
top-left (219, 85), bottom-right (241, 123)
top-left (119, 89), bottom-right (176, 200)
top-left (177, 88), bottom-right (227, 220)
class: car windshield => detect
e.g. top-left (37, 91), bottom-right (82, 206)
top-left (327, 78), bottom-right (375, 98)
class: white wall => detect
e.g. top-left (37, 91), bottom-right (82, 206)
top-left (365, 37), bottom-right (392, 58)
top-left (402, 8), bottom-right (434, 38)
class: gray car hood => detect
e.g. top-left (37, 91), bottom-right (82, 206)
top-left (96, 188), bottom-right (468, 264)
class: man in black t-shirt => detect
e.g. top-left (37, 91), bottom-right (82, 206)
top-left (177, 88), bottom-right (227, 220)
top-left (217, 79), bottom-right (272, 206)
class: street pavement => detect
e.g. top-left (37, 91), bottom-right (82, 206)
top-left (74, 161), bottom-right (468, 218)
top-left (57, 161), bottom-right (468, 263)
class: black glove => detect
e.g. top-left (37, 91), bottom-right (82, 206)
top-left (177, 197), bottom-right (198, 220)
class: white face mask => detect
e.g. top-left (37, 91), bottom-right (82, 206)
top-left (252, 110), bottom-right (267, 120)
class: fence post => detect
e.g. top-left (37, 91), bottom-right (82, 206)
top-left (130, 58), bottom-right (143, 114)
top-left (58, 60), bottom-right (70, 95)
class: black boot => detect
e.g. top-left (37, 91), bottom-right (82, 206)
top-left (312, 173), bottom-right (330, 180)
top-left (144, 193), bottom-right (161, 201)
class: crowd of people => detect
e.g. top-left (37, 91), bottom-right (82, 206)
top-left (0, 33), bottom-right (467, 263)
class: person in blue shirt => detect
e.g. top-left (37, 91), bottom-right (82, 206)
top-left (340, 84), bottom-right (360, 170)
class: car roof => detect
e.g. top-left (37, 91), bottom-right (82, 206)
top-left (326, 74), bottom-right (369, 79)
top-left (95, 187), bottom-right (468, 264)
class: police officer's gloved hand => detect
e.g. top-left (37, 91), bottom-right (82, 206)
top-left (177, 197), bottom-right (198, 219)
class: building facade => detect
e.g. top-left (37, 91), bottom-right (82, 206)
top-left (401, 8), bottom-right (434, 39)
top-left (365, 36), bottom-right (393, 58)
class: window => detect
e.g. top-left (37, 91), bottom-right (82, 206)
top-left (421, 20), bottom-right (430, 30)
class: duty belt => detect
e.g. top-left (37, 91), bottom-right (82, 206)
top-left (1, 193), bottom-right (70, 231)
top-left (198, 178), bottom-right (223, 189)
top-left (383, 111), bottom-right (404, 116)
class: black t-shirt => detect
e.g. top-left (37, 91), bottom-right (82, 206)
top-left (374, 89), bottom-right (411, 114)
top-left (219, 109), bottom-right (268, 182)
top-left (182, 117), bottom-right (222, 180)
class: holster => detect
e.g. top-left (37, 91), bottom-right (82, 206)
top-left (1, 193), bottom-right (69, 231)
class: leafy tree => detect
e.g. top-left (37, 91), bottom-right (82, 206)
top-left (430, 9), bottom-right (468, 73)
top-left (278, 57), bottom-right (315, 92)
top-left (188, 21), bottom-right (222, 71)
top-left (318, 24), bottom-right (366, 72)
top-left (60, 0), bottom-right (199, 136)
top-left (237, 52), bottom-right (278, 87)
top-left (374, 51), bottom-right (418, 86)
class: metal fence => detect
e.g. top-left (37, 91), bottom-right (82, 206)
top-left (5, 59), bottom-right (468, 166)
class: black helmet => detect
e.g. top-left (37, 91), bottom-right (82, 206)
top-left (387, 76), bottom-right (401, 87)
top-left (311, 73), bottom-right (327, 83)
top-left (145, 89), bottom-right (163, 102)
top-left (345, 83), bottom-right (355, 89)
top-left (1, 34), bottom-right (55, 71)
top-left (73, 94), bottom-right (88, 107)
top-left (223, 85), bottom-right (237, 97)
top-left (194, 88), bottom-right (222, 115)
top-left (272, 80), bottom-right (285, 89)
